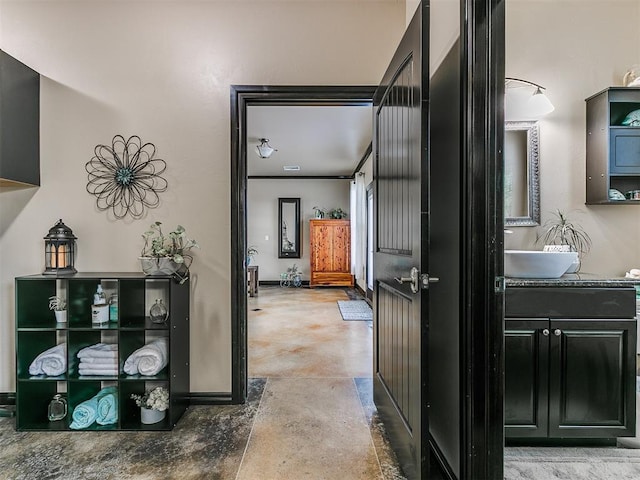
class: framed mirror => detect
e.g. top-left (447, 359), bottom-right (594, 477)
top-left (504, 121), bottom-right (540, 227)
top-left (278, 197), bottom-right (301, 258)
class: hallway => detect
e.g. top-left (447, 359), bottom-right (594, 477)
top-left (242, 286), bottom-right (403, 479)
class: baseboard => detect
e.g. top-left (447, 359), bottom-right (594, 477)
top-left (259, 280), bottom-right (310, 287)
top-left (186, 392), bottom-right (233, 405)
top-left (429, 437), bottom-right (456, 480)
top-left (0, 391), bottom-right (230, 407)
top-left (0, 392), bottom-right (16, 405)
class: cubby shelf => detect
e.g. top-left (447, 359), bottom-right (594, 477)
top-left (15, 273), bottom-right (189, 432)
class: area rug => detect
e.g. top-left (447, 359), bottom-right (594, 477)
top-left (504, 447), bottom-right (640, 480)
top-left (337, 300), bottom-right (373, 321)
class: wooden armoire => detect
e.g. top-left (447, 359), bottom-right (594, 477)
top-left (309, 219), bottom-right (353, 287)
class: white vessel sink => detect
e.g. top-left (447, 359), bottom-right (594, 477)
top-left (504, 250), bottom-right (579, 278)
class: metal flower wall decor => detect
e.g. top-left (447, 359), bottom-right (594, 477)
top-left (85, 135), bottom-right (168, 219)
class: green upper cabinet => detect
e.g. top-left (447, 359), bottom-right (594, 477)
top-left (0, 49), bottom-right (40, 187)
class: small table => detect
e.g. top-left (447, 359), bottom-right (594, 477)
top-left (248, 265), bottom-right (259, 297)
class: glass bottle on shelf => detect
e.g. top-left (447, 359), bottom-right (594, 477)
top-left (48, 394), bottom-right (67, 421)
top-left (109, 294), bottom-right (118, 322)
top-left (149, 299), bottom-right (168, 324)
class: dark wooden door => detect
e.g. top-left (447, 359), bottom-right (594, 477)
top-left (504, 319), bottom-right (549, 438)
top-left (548, 319), bottom-right (636, 438)
top-left (372, 5), bottom-right (429, 479)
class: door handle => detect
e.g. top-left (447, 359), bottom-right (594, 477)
top-left (542, 328), bottom-right (550, 336)
top-left (394, 267), bottom-right (420, 294)
top-left (554, 329), bottom-right (562, 336)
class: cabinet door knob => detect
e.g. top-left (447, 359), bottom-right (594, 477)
top-left (542, 328), bottom-right (550, 336)
top-left (554, 328), bottom-right (562, 336)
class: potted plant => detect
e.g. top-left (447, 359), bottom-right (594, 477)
top-left (247, 246), bottom-right (258, 266)
top-left (536, 209), bottom-right (592, 272)
top-left (328, 207), bottom-right (348, 219)
top-left (131, 386), bottom-right (169, 424)
top-left (140, 222), bottom-right (199, 283)
top-left (312, 206), bottom-right (326, 219)
top-left (48, 296), bottom-right (67, 323)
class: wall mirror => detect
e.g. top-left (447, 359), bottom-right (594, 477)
top-left (504, 121), bottom-right (540, 226)
top-left (278, 197), bottom-right (301, 258)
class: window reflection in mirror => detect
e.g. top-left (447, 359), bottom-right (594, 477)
top-left (504, 121), bottom-right (540, 227)
top-left (278, 198), bottom-right (301, 258)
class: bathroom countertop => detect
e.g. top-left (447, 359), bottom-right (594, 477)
top-left (506, 273), bottom-right (640, 288)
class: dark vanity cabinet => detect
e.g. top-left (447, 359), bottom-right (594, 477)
top-left (505, 287), bottom-right (637, 440)
top-left (586, 87), bottom-right (640, 204)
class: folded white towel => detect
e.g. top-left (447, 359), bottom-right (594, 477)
top-left (124, 338), bottom-right (168, 376)
top-left (79, 357), bottom-right (118, 366)
top-left (77, 343), bottom-right (117, 359)
top-left (78, 367), bottom-right (119, 376)
top-left (29, 343), bottom-right (67, 376)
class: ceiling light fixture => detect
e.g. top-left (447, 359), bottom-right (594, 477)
top-left (505, 77), bottom-right (555, 118)
top-left (255, 138), bottom-right (277, 159)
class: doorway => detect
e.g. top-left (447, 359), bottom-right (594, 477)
top-left (230, 86), bottom-right (377, 402)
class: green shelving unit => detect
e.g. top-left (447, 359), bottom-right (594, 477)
top-left (15, 273), bottom-right (190, 431)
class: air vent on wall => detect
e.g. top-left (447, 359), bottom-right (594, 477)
top-left (283, 166), bottom-right (300, 171)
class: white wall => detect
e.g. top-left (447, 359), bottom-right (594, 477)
top-left (247, 179), bottom-right (351, 280)
top-left (0, 1), bottom-right (406, 392)
top-left (505, 0), bottom-right (640, 276)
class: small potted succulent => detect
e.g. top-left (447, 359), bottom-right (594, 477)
top-left (48, 296), bottom-right (67, 323)
top-left (140, 222), bottom-right (199, 283)
top-left (131, 386), bottom-right (169, 424)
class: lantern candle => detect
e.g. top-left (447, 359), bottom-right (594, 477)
top-left (57, 245), bottom-right (67, 268)
top-left (43, 219), bottom-right (77, 275)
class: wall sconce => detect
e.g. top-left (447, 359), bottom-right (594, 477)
top-left (255, 138), bottom-right (277, 158)
top-left (505, 77), bottom-right (555, 119)
top-left (43, 219), bottom-right (77, 275)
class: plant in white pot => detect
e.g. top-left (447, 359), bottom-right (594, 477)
top-left (536, 209), bottom-right (592, 273)
top-left (140, 222), bottom-right (199, 283)
top-left (131, 386), bottom-right (169, 424)
top-left (49, 296), bottom-right (67, 323)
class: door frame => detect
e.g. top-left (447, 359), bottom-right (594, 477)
top-left (460, 0), bottom-right (505, 478)
top-left (230, 85), bottom-right (377, 403)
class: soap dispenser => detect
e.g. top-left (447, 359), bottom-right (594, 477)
top-left (94, 284), bottom-right (106, 305)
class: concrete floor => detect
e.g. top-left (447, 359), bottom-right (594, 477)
top-left (0, 286), bottom-right (405, 479)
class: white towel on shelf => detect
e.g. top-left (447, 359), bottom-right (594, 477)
top-left (79, 357), bottom-right (118, 366)
top-left (29, 343), bottom-right (67, 376)
top-left (124, 337), bottom-right (168, 376)
top-left (77, 343), bottom-right (117, 359)
top-left (78, 367), bottom-right (118, 376)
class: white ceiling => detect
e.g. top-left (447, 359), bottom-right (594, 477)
top-left (246, 104), bottom-right (372, 177)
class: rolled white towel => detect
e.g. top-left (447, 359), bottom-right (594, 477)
top-left (625, 268), bottom-right (640, 279)
top-left (77, 343), bottom-right (117, 359)
top-left (29, 343), bottom-right (67, 376)
top-left (124, 338), bottom-right (168, 376)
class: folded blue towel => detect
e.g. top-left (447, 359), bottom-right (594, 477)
top-left (70, 386), bottom-right (117, 429)
top-left (96, 390), bottom-right (118, 425)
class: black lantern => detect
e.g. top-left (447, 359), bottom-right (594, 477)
top-left (43, 219), bottom-right (77, 275)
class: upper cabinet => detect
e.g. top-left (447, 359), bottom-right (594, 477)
top-left (0, 49), bottom-right (40, 187)
top-left (586, 87), bottom-right (640, 204)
